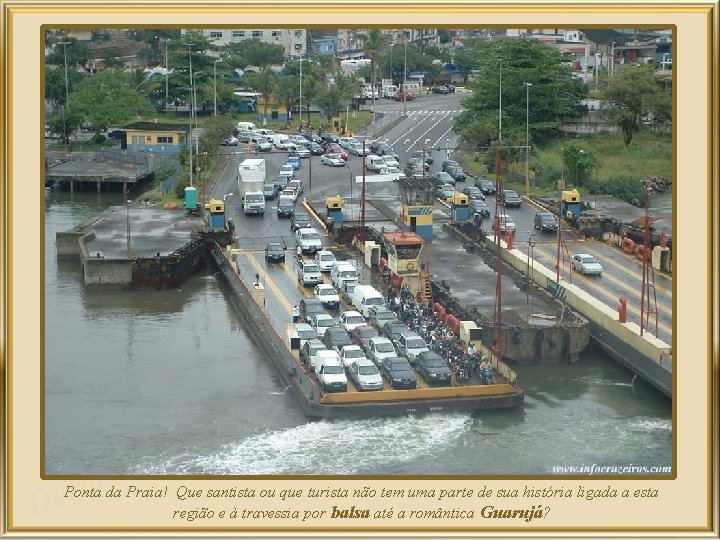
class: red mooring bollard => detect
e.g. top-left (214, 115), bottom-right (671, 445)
top-left (618, 297), bottom-right (628, 323)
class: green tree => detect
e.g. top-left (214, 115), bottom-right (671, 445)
top-left (69, 70), bottom-right (156, 132)
top-left (244, 66), bottom-right (279, 124)
top-left (455, 37), bottom-right (586, 148)
top-left (45, 37), bottom-right (90, 68)
top-left (101, 47), bottom-right (124, 69)
top-left (561, 143), bottom-right (598, 186)
top-left (601, 64), bottom-right (671, 148)
top-left (273, 75), bottom-right (299, 127)
top-left (221, 39), bottom-right (285, 68)
top-left (47, 106), bottom-right (84, 143)
top-left (44, 65), bottom-right (86, 107)
top-left (316, 72), bottom-right (360, 122)
top-left (358, 30), bottom-right (389, 102)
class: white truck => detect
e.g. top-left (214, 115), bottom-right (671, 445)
top-left (238, 158), bottom-right (266, 215)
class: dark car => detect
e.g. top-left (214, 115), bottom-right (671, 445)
top-left (394, 91), bottom-right (415, 101)
top-left (323, 327), bottom-right (354, 352)
top-left (273, 174), bottom-right (288, 192)
top-left (416, 351), bottom-right (452, 385)
top-left (463, 186), bottom-right (485, 200)
top-left (107, 129), bottom-right (126, 140)
top-left (501, 189), bottom-right (523, 208)
top-left (308, 142), bottom-right (325, 155)
top-left (299, 298), bottom-right (325, 323)
top-left (410, 150), bottom-right (433, 165)
top-left (369, 141), bottom-right (399, 159)
top-left (290, 211), bottom-right (312, 231)
top-left (320, 132), bottom-right (339, 146)
top-left (350, 325), bottom-right (379, 351)
top-left (534, 211), bottom-right (559, 232)
top-left (380, 356), bottom-right (418, 389)
top-left (367, 305), bottom-right (396, 328)
top-left (299, 131), bottom-right (322, 144)
top-left (263, 183), bottom-right (278, 200)
top-left (446, 165), bottom-right (467, 182)
top-left (264, 241), bottom-right (285, 263)
top-left (475, 178), bottom-right (496, 195)
top-left (469, 198), bottom-right (491, 219)
top-left (441, 159), bottom-right (459, 172)
top-left (381, 320), bottom-right (409, 346)
top-left (433, 85), bottom-right (451, 94)
top-left (430, 171), bottom-right (455, 186)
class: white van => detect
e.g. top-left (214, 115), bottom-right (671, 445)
top-left (272, 133), bottom-right (291, 149)
top-left (314, 350), bottom-right (348, 392)
top-left (236, 121), bottom-right (257, 132)
top-left (330, 261), bottom-right (359, 289)
top-left (351, 284), bottom-right (385, 318)
top-left (365, 154), bottom-right (386, 173)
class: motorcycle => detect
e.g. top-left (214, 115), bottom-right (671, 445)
top-left (481, 367), bottom-right (494, 385)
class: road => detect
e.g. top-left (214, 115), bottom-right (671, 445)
top-left (212, 90), bottom-right (672, 345)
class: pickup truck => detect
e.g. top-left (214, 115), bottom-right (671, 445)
top-left (295, 227), bottom-right (323, 255)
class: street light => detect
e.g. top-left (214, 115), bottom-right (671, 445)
top-left (126, 199), bottom-right (132, 258)
top-left (57, 41), bottom-right (71, 109)
top-left (389, 43), bottom-right (394, 82)
top-left (497, 58), bottom-right (503, 142)
top-left (524, 81), bottom-right (532, 195)
top-left (164, 39), bottom-right (169, 110)
top-left (344, 162), bottom-right (354, 222)
top-left (662, 52), bottom-right (670, 71)
top-left (298, 57), bottom-right (303, 129)
top-left (213, 58), bottom-right (222, 116)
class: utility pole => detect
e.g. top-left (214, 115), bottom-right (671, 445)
top-left (299, 56), bottom-right (303, 128)
top-left (524, 82), bottom-right (532, 195)
top-left (498, 58), bottom-right (502, 142)
top-left (213, 58), bottom-right (222, 116)
top-left (58, 41), bottom-right (71, 109)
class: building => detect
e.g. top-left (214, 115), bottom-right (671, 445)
top-left (122, 122), bottom-right (189, 154)
top-left (189, 29), bottom-right (306, 57)
top-left (310, 36), bottom-right (339, 57)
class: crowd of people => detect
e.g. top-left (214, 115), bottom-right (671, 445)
top-left (386, 286), bottom-right (494, 384)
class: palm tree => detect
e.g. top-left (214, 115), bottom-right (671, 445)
top-left (245, 66), bottom-right (278, 125)
top-left (357, 30), bottom-right (389, 131)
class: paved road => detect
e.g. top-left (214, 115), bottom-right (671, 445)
top-left (212, 92), bottom-right (672, 345)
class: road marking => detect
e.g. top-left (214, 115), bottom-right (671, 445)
top-left (242, 252), bottom-right (295, 313)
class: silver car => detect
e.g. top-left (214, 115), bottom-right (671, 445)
top-left (571, 254), bottom-right (603, 276)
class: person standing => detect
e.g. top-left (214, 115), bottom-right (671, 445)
top-left (292, 304), bottom-right (300, 324)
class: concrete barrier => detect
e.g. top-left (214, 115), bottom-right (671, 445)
top-left (78, 232), bottom-right (132, 288)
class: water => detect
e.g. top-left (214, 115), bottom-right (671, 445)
top-left (45, 193), bottom-right (672, 475)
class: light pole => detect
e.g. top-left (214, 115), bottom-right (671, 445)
top-left (497, 58), bottom-right (502, 142)
top-left (527, 234), bottom-right (537, 320)
top-left (164, 39), bottom-right (169, 110)
top-left (402, 37), bottom-right (408, 117)
top-left (58, 41), bottom-right (70, 109)
top-left (345, 162), bottom-right (354, 222)
top-left (213, 58), bottom-right (222, 116)
top-left (298, 57), bottom-right (303, 129)
top-left (389, 43), bottom-right (394, 82)
top-left (662, 52), bottom-right (670, 71)
top-left (524, 82), bottom-right (532, 195)
top-left (126, 199), bottom-right (132, 258)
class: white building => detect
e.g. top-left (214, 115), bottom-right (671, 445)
top-left (187, 29), bottom-right (306, 57)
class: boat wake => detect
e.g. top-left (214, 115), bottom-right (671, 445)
top-left (134, 413), bottom-right (474, 475)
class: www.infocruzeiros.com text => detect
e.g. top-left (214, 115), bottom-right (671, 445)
top-left (552, 464), bottom-right (671, 474)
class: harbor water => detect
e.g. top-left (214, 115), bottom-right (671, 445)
top-left (45, 193), bottom-right (671, 475)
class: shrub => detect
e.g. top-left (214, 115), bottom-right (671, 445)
top-left (587, 174), bottom-right (646, 206)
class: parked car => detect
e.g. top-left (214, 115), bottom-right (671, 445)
top-left (339, 310), bottom-right (367, 332)
top-left (367, 305), bottom-right (396, 328)
top-left (475, 178), bottom-right (497, 195)
top-left (315, 250), bottom-right (337, 272)
top-left (251, 137), bottom-right (273, 152)
top-left (396, 332), bottom-right (429, 364)
top-left (350, 324), bottom-right (379, 351)
top-left (322, 327), bottom-right (354, 353)
top-left (299, 297), bottom-right (325, 323)
top-left (463, 186), bottom-right (485, 200)
top-left (492, 213), bottom-right (516, 233)
top-left (320, 132), bottom-right (340, 146)
top-left (347, 358), bottom-right (384, 391)
top-left (381, 320), bottom-right (409, 347)
top-left (469, 199), bottom-right (491, 219)
top-left (347, 143), bottom-right (369, 156)
top-left (338, 137), bottom-right (360, 149)
top-left (339, 344), bottom-right (368, 368)
top-left (380, 356), bottom-right (418, 389)
top-left (222, 136), bottom-right (239, 146)
top-left (298, 131), bottom-right (322, 144)
top-left (290, 211), bottom-right (312, 231)
top-left (571, 254), bottom-right (604, 276)
top-left (321, 153), bottom-right (346, 167)
top-left (314, 283), bottom-right (340, 309)
top-left (394, 91), bottom-right (415, 101)
top-left (295, 323), bottom-right (317, 349)
top-left (415, 351), bottom-right (452, 385)
top-left (381, 155), bottom-right (400, 169)
top-left (367, 336), bottom-right (397, 366)
top-left (300, 338), bottom-right (326, 368)
top-left (264, 241), bottom-right (286, 263)
top-left (107, 129), bottom-right (126, 140)
top-left (309, 313), bottom-right (335, 338)
top-left (309, 142), bottom-right (325, 155)
top-left (534, 212), bottom-right (559, 232)
top-left (430, 171), bottom-right (455, 186)
top-left (280, 188), bottom-right (299, 203)
top-left (325, 144), bottom-right (348, 160)
top-left (500, 189), bottom-right (523, 208)
top-left (446, 165), bottom-right (467, 182)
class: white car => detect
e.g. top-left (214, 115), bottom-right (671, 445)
top-left (295, 227), bottom-right (323, 255)
top-left (382, 156), bottom-right (400, 169)
top-left (338, 137), bottom-right (359, 149)
top-left (309, 313), bottom-right (335, 338)
top-left (339, 344), bottom-right (367, 368)
top-left (339, 310), bottom-right (367, 332)
top-left (367, 336), bottom-right (397, 366)
top-left (314, 284), bottom-right (340, 309)
top-left (280, 188), bottom-right (299, 202)
top-left (315, 250), bottom-right (337, 272)
top-left (278, 164), bottom-right (295, 181)
top-left (289, 144), bottom-right (311, 158)
top-left (321, 154), bottom-right (346, 167)
top-left (347, 143), bottom-right (369, 156)
top-left (347, 358), bottom-right (384, 391)
top-left (492, 213), bottom-right (516, 233)
top-left (571, 254), bottom-right (604, 276)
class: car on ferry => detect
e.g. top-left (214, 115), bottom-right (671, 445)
top-left (415, 351), bottom-right (452, 386)
top-left (314, 284), bottom-right (340, 309)
top-left (322, 327), bottom-right (355, 353)
top-left (367, 336), bottom-right (397, 366)
top-left (396, 332), bottom-right (429, 365)
top-left (347, 358), bottom-right (384, 391)
top-left (314, 350), bottom-right (347, 392)
top-left (339, 344), bottom-right (367, 368)
top-left (315, 250), bottom-right (337, 272)
top-left (350, 324), bottom-right (379, 351)
top-left (300, 338), bottom-right (326, 368)
top-left (367, 305), bottom-right (397, 328)
top-left (309, 313), bottom-right (335, 338)
top-left (381, 320), bottom-right (409, 347)
top-left (339, 310), bottom-right (367, 332)
top-left (380, 356), bottom-right (418, 389)
top-left (571, 254), bottom-right (604, 276)
top-left (295, 323), bottom-right (318, 348)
